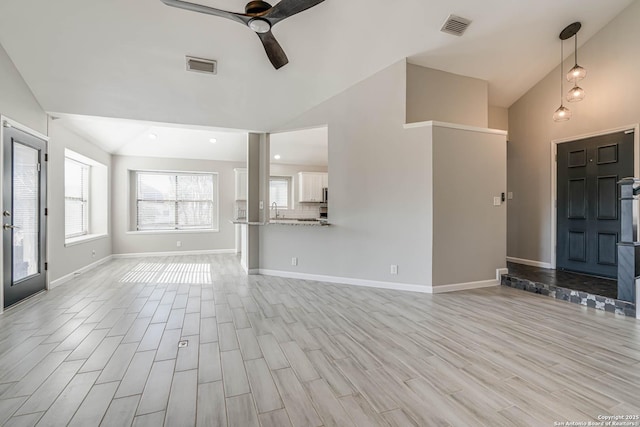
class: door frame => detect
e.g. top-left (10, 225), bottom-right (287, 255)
top-left (550, 124), bottom-right (640, 270)
top-left (0, 115), bottom-right (49, 314)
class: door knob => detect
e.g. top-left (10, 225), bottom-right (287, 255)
top-left (3, 224), bottom-right (18, 230)
top-left (2, 210), bottom-right (10, 217)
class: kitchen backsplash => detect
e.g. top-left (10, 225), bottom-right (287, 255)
top-left (269, 204), bottom-right (321, 219)
top-left (234, 201), bottom-right (323, 220)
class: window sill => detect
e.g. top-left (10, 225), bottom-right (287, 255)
top-left (126, 229), bottom-right (220, 236)
top-left (65, 233), bottom-right (108, 247)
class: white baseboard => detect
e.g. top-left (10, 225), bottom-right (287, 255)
top-left (112, 249), bottom-right (236, 259)
top-left (430, 279), bottom-right (499, 294)
top-left (49, 255), bottom-right (114, 289)
top-left (506, 256), bottom-right (552, 269)
top-left (257, 269), bottom-right (433, 293)
top-left (496, 268), bottom-right (509, 281)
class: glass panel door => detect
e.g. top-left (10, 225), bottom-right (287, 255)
top-left (3, 123), bottom-right (47, 308)
top-left (12, 142), bottom-right (40, 282)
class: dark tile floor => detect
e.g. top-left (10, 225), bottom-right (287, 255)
top-left (506, 262), bottom-right (618, 299)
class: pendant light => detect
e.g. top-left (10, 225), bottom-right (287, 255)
top-left (553, 37), bottom-right (571, 122)
top-left (566, 30), bottom-right (586, 102)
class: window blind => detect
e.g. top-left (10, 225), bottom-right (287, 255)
top-left (65, 158), bottom-right (90, 239)
top-left (270, 177), bottom-right (290, 208)
top-left (136, 172), bottom-right (217, 231)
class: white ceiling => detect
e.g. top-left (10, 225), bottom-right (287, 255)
top-left (271, 126), bottom-right (327, 166)
top-left (57, 114), bottom-right (327, 165)
top-left (0, 0), bottom-right (635, 132)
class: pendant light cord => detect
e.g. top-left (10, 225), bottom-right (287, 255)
top-left (560, 39), bottom-right (564, 103)
top-left (574, 33), bottom-right (578, 66)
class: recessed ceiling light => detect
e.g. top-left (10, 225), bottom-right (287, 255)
top-left (210, 138), bottom-right (217, 144)
top-left (148, 133), bottom-right (158, 140)
top-left (274, 154), bottom-right (281, 160)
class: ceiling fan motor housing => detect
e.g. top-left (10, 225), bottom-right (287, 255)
top-left (245, 1), bottom-right (272, 15)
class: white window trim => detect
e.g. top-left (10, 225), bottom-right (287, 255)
top-left (270, 176), bottom-right (293, 210)
top-left (64, 158), bottom-right (92, 241)
top-left (134, 170), bottom-right (220, 233)
top-left (64, 233), bottom-right (108, 247)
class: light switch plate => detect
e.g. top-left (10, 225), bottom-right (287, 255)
top-left (508, 192), bottom-right (513, 200)
top-left (493, 197), bottom-right (501, 206)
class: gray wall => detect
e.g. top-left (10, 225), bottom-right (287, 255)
top-left (406, 64), bottom-right (488, 127)
top-left (508, 1), bottom-right (640, 264)
top-left (260, 61), bottom-right (434, 285)
top-left (48, 121), bottom-right (113, 281)
top-left (111, 155), bottom-right (244, 255)
top-left (432, 125), bottom-right (507, 285)
top-left (0, 43), bottom-right (46, 135)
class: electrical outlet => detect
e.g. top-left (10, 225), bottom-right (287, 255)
top-left (177, 241), bottom-right (182, 247)
top-left (291, 257), bottom-right (298, 266)
top-left (91, 250), bottom-right (96, 258)
top-left (259, 201), bottom-right (264, 209)
top-left (390, 264), bottom-right (398, 275)
top-left (508, 192), bottom-right (514, 200)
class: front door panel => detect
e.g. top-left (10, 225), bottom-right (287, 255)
top-left (557, 130), bottom-right (634, 278)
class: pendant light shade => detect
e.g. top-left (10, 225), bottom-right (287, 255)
top-left (567, 85), bottom-right (586, 102)
top-left (567, 64), bottom-right (587, 82)
top-left (553, 105), bottom-right (572, 121)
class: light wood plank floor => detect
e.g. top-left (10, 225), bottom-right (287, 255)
top-left (1, 254), bottom-right (639, 426)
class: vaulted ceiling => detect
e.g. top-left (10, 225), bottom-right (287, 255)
top-left (0, 0), bottom-right (634, 131)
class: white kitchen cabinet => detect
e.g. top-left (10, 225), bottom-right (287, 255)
top-left (298, 172), bottom-right (328, 202)
top-left (235, 168), bottom-right (247, 201)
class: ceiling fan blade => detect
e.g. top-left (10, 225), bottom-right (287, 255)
top-left (263, 0), bottom-right (326, 25)
top-left (257, 31), bottom-right (289, 69)
top-left (160, 0), bottom-right (251, 25)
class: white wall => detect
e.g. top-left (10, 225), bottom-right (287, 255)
top-left (0, 43), bottom-right (47, 135)
top-left (48, 121), bottom-right (112, 282)
top-left (259, 61), bottom-right (434, 286)
top-left (406, 64), bottom-right (488, 127)
top-left (507, 1), bottom-right (640, 264)
top-left (111, 155), bottom-right (244, 255)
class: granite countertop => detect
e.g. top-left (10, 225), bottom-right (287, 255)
top-left (230, 219), bottom-right (330, 227)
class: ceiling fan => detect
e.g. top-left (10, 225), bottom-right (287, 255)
top-left (160, 0), bottom-right (326, 69)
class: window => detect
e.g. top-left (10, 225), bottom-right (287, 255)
top-left (270, 176), bottom-right (291, 209)
top-left (136, 172), bottom-right (218, 231)
top-left (64, 149), bottom-right (108, 245)
top-left (65, 158), bottom-right (90, 239)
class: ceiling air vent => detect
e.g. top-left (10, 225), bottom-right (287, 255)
top-left (440, 14), bottom-right (471, 36)
top-left (186, 56), bottom-right (217, 75)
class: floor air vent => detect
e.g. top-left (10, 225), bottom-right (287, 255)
top-left (440, 15), bottom-right (471, 36)
top-left (186, 56), bottom-right (217, 75)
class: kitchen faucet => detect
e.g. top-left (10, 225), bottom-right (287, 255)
top-left (271, 202), bottom-right (279, 219)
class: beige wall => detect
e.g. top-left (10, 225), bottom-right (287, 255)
top-left (508, 0), bottom-right (640, 264)
top-left (111, 155), bottom-right (244, 255)
top-left (432, 125), bottom-right (507, 286)
top-left (406, 64), bottom-right (488, 127)
top-left (488, 106), bottom-right (509, 132)
top-left (259, 61), bottom-right (435, 286)
top-left (48, 122), bottom-right (112, 282)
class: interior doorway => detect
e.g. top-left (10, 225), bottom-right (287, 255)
top-left (2, 120), bottom-right (47, 308)
top-left (555, 129), bottom-right (634, 278)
